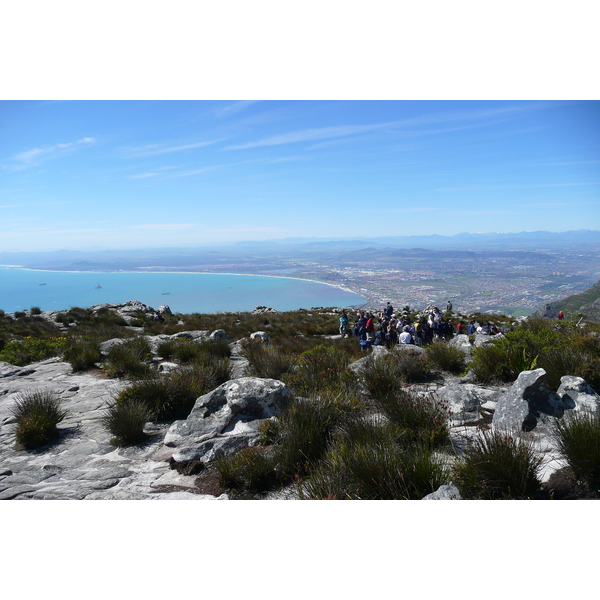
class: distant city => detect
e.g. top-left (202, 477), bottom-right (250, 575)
top-left (2, 231), bottom-right (600, 317)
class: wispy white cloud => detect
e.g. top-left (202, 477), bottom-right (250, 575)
top-left (434, 182), bottom-right (600, 192)
top-left (123, 140), bottom-right (219, 158)
top-left (384, 207), bottom-right (437, 213)
top-left (226, 104), bottom-right (543, 151)
top-left (131, 224), bottom-right (201, 231)
top-left (130, 172), bottom-right (156, 179)
top-left (8, 137), bottom-right (96, 170)
top-left (214, 101), bottom-right (257, 117)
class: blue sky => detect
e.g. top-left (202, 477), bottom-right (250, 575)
top-left (1, 100), bottom-right (599, 251)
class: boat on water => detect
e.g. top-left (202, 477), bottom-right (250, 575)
top-left (95, 284), bottom-right (102, 289)
top-left (162, 292), bottom-right (170, 295)
top-left (39, 283), bottom-right (47, 286)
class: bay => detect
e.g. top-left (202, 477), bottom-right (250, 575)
top-left (0, 267), bottom-right (366, 314)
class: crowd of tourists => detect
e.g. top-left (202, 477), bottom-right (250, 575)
top-left (338, 301), bottom-right (502, 350)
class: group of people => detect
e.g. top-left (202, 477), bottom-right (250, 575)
top-left (339, 301), bottom-right (501, 350)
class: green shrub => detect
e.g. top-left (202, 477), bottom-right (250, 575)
top-left (104, 337), bottom-right (153, 379)
top-left (216, 447), bottom-right (278, 493)
top-left (0, 336), bottom-right (67, 366)
top-left (361, 352), bottom-right (431, 402)
top-left (63, 337), bottom-right (102, 372)
top-left (554, 411), bottom-right (600, 488)
top-left (453, 430), bottom-right (543, 499)
top-left (10, 389), bottom-right (68, 449)
top-left (283, 344), bottom-right (350, 396)
top-left (301, 416), bottom-right (449, 500)
top-left (425, 341), bottom-right (466, 374)
top-left (274, 396), bottom-right (348, 480)
top-left (30, 306), bottom-right (42, 315)
top-left (158, 338), bottom-right (231, 365)
top-left (242, 340), bottom-right (297, 379)
top-left (115, 359), bottom-right (231, 421)
top-left (102, 398), bottom-right (152, 446)
top-left (376, 390), bottom-right (450, 448)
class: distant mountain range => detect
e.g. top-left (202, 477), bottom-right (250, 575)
top-left (2, 229), bottom-right (599, 269)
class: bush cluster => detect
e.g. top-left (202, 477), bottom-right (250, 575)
top-left (469, 317), bottom-right (600, 389)
top-left (0, 336), bottom-right (67, 366)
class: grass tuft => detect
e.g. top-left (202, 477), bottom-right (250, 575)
top-left (11, 389), bottom-right (68, 449)
top-left (452, 429), bottom-right (543, 499)
top-left (554, 411), bottom-right (600, 488)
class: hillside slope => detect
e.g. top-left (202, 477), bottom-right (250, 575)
top-left (536, 280), bottom-right (600, 322)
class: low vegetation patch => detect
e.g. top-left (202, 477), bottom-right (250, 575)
top-left (104, 337), bottom-right (153, 379)
top-left (300, 416), bottom-right (450, 500)
top-left (469, 317), bottom-right (600, 388)
top-left (102, 398), bottom-right (152, 446)
top-left (11, 389), bottom-right (68, 449)
top-left (0, 336), bottom-right (67, 366)
top-left (452, 430), bottom-right (543, 499)
top-left (554, 411), bottom-right (600, 489)
top-left (63, 337), bottom-right (102, 372)
top-left (425, 341), bottom-right (466, 374)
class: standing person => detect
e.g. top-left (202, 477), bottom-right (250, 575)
top-left (467, 320), bottom-right (476, 335)
top-left (365, 313), bottom-right (375, 342)
top-left (558, 311), bottom-right (564, 320)
top-left (385, 302), bottom-right (394, 319)
top-left (339, 311), bottom-right (349, 337)
top-left (447, 300), bottom-right (453, 312)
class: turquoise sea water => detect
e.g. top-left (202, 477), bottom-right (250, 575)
top-left (0, 267), bottom-right (366, 314)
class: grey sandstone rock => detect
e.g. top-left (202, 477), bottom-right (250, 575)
top-left (250, 331), bottom-right (270, 343)
top-left (99, 338), bottom-right (127, 356)
top-left (209, 329), bottom-right (231, 342)
top-left (157, 304), bottom-right (172, 315)
top-left (171, 431), bottom-right (262, 467)
top-left (164, 377), bottom-right (293, 448)
top-left (118, 300), bottom-right (155, 314)
top-left (472, 333), bottom-right (501, 348)
top-left (557, 375), bottom-right (600, 414)
top-left (0, 358), bottom-right (222, 500)
top-left (492, 368), bottom-right (566, 433)
top-left (393, 344), bottom-right (425, 354)
top-left (348, 346), bottom-right (389, 372)
top-left (448, 334), bottom-right (471, 349)
top-left (436, 384), bottom-right (487, 427)
top-left (422, 484), bottom-right (462, 500)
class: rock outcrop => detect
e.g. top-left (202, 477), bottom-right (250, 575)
top-left (492, 368), bottom-right (567, 433)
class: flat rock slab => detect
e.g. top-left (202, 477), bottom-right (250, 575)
top-left (0, 358), bottom-right (224, 500)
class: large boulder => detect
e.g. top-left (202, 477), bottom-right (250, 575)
top-left (164, 377), bottom-right (293, 448)
top-left (118, 300), bottom-right (155, 314)
top-left (348, 346), bottom-right (389, 373)
top-left (209, 329), bottom-right (231, 342)
top-left (250, 331), bottom-right (270, 343)
top-left (557, 376), bottom-right (600, 414)
top-left (436, 383), bottom-right (502, 427)
top-left (492, 368), bottom-right (566, 432)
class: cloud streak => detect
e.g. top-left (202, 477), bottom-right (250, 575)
top-left (8, 137), bottom-right (96, 170)
top-left (225, 104), bottom-right (543, 151)
top-left (123, 140), bottom-right (219, 158)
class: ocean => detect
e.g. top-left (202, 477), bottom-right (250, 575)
top-left (0, 267), bottom-right (366, 314)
